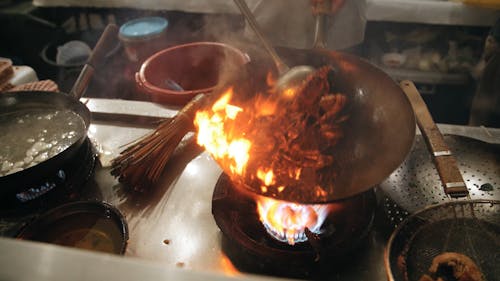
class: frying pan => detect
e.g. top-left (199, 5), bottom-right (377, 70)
top-left (214, 46), bottom-right (417, 203)
top-left (0, 24), bottom-right (118, 197)
top-left (385, 81), bottom-right (499, 281)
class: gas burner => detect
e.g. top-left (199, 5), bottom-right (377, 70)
top-left (0, 138), bottom-right (97, 216)
top-left (212, 173), bottom-right (377, 278)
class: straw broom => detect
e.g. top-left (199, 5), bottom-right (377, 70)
top-left (110, 94), bottom-right (208, 191)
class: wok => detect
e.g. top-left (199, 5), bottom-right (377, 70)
top-left (219, 46), bottom-right (416, 203)
top-left (0, 24), bottom-right (118, 198)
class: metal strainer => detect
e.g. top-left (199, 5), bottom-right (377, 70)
top-left (385, 200), bottom-right (500, 281)
top-left (385, 81), bottom-right (500, 281)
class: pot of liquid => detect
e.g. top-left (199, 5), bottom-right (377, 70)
top-left (0, 24), bottom-right (118, 198)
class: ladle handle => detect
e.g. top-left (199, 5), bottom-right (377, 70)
top-left (401, 80), bottom-right (468, 198)
top-left (233, 0), bottom-right (289, 74)
top-left (312, 1), bottom-right (330, 49)
top-left (70, 24), bottom-right (119, 99)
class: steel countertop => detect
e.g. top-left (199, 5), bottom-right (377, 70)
top-left (1, 98), bottom-right (499, 281)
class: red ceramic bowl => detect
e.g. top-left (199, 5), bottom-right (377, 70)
top-left (135, 42), bottom-right (250, 105)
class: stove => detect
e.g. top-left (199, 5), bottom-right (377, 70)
top-left (212, 173), bottom-right (376, 278)
top-left (1, 99), bottom-right (499, 281)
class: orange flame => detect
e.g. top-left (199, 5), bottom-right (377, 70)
top-left (257, 195), bottom-right (331, 245)
top-left (194, 84), bottom-right (339, 245)
top-left (257, 168), bottom-right (275, 186)
top-left (195, 89), bottom-right (330, 245)
top-left (194, 89), bottom-right (251, 175)
top-left (193, 67), bottom-right (347, 245)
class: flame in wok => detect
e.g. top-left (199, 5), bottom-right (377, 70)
top-left (194, 66), bottom-right (347, 244)
top-left (194, 88), bottom-right (331, 245)
top-left (195, 89), bottom-right (251, 175)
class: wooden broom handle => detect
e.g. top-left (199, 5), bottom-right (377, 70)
top-left (400, 80), bottom-right (468, 198)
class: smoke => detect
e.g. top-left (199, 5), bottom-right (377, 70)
top-left (71, 7), bottom-right (273, 100)
top-left (183, 11), bottom-right (274, 98)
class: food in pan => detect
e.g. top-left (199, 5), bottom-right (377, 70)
top-left (419, 252), bottom-right (485, 281)
top-left (0, 109), bottom-right (86, 176)
top-left (195, 65), bottom-right (350, 200)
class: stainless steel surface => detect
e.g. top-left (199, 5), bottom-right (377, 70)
top-left (83, 98), bottom-right (174, 127)
top-left (1, 97), bottom-right (499, 281)
top-left (435, 124), bottom-right (500, 144)
top-left (83, 98), bottom-right (385, 279)
top-left (380, 134), bottom-right (500, 224)
top-left (83, 107), bottom-right (500, 279)
top-left (0, 238), bottom-right (285, 281)
top-left (10, 118), bottom-right (386, 280)
top-left (83, 98), bottom-right (179, 167)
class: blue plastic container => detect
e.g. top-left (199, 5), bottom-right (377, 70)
top-left (119, 17), bottom-right (169, 62)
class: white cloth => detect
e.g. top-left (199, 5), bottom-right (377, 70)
top-left (33, 0), bottom-right (366, 50)
top-left (244, 0), bottom-right (367, 50)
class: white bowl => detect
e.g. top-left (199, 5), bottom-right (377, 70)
top-left (381, 53), bottom-right (407, 68)
top-left (56, 40), bottom-right (92, 66)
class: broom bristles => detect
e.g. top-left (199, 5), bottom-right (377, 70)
top-left (110, 117), bottom-right (192, 191)
top-left (110, 94), bottom-right (208, 191)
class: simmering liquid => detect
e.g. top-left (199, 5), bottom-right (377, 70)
top-left (24, 212), bottom-right (124, 254)
top-left (0, 109), bottom-right (86, 176)
top-left (51, 228), bottom-right (116, 253)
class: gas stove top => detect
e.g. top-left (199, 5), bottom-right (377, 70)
top-left (212, 173), bottom-right (378, 279)
top-left (1, 98), bottom-right (499, 281)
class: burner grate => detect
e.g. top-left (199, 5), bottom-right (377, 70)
top-left (212, 173), bottom-right (377, 278)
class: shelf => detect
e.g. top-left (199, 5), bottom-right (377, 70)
top-left (378, 65), bottom-right (470, 84)
top-left (32, 0), bottom-right (500, 28)
top-left (366, 0), bottom-right (499, 26)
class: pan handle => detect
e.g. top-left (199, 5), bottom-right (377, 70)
top-left (400, 80), bottom-right (468, 198)
top-left (70, 24), bottom-right (119, 99)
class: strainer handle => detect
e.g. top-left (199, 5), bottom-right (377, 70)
top-left (401, 80), bottom-right (468, 198)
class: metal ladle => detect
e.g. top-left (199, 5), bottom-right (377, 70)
top-left (233, 0), bottom-right (321, 98)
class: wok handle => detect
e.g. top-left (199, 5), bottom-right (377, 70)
top-left (400, 80), bottom-right (468, 198)
top-left (70, 24), bottom-right (119, 99)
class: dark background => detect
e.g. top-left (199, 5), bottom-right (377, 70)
top-left (0, 0), bottom-right (493, 125)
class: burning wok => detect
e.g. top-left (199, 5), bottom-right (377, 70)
top-left (196, 46), bottom-right (416, 203)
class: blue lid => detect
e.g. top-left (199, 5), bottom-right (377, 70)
top-left (119, 17), bottom-right (168, 40)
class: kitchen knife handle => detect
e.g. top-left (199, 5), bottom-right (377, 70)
top-left (401, 80), bottom-right (468, 198)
